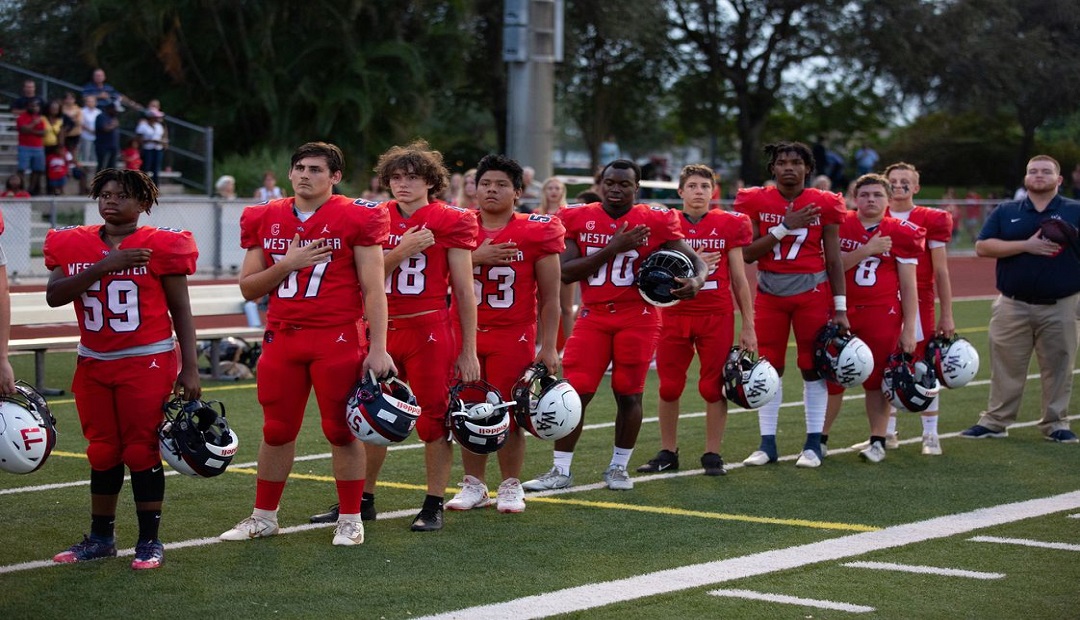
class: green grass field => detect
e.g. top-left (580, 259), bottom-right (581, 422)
top-left (2, 298), bottom-right (1080, 619)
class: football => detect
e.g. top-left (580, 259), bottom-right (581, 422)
top-left (1038, 217), bottom-right (1078, 245)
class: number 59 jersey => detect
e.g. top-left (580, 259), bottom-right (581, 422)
top-left (43, 224), bottom-right (198, 352)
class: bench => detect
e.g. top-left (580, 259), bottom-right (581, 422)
top-left (9, 283), bottom-right (265, 394)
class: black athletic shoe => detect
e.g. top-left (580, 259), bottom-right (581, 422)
top-left (309, 503), bottom-right (340, 524)
top-left (635, 449), bottom-right (679, 473)
top-left (410, 507), bottom-right (444, 532)
top-left (701, 452), bottom-right (727, 476)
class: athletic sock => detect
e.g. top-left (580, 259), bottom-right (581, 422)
top-left (90, 514), bottom-right (116, 541)
top-left (254, 478), bottom-right (286, 512)
top-left (758, 377), bottom-right (783, 435)
top-left (610, 447), bottom-right (633, 469)
top-left (804, 379), bottom-right (826, 434)
top-left (886, 415), bottom-right (898, 436)
top-left (759, 435), bottom-right (778, 460)
top-left (553, 450), bottom-right (574, 476)
top-left (921, 415), bottom-right (939, 436)
top-left (335, 479), bottom-right (365, 516)
top-left (136, 509), bottom-right (161, 542)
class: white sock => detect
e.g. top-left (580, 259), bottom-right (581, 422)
top-left (611, 447), bottom-right (633, 469)
top-left (758, 377), bottom-right (783, 435)
top-left (887, 414), bottom-right (897, 436)
top-left (804, 379), bottom-right (826, 434)
top-left (922, 415), bottom-right (939, 436)
top-left (553, 450), bottom-right (574, 476)
top-left (253, 507), bottom-right (278, 522)
top-left (926, 395), bottom-right (939, 413)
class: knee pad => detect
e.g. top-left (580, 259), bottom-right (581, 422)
top-left (86, 442), bottom-right (122, 471)
top-left (121, 442), bottom-right (160, 472)
top-left (658, 379), bottom-right (686, 403)
top-left (90, 463), bottom-right (125, 495)
top-left (129, 466), bottom-right (165, 503)
top-left (415, 413), bottom-right (448, 443)
top-left (263, 417), bottom-right (301, 447)
top-left (611, 366), bottom-right (648, 396)
top-left (321, 418), bottom-right (356, 447)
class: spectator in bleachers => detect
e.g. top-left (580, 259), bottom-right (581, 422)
top-left (79, 95), bottom-right (100, 166)
top-left (214, 175), bottom-right (237, 200)
top-left (121, 137), bottom-right (142, 172)
top-left (60, 92), bottom-right (82, 153)
top-left (16, 98), bottom-right (46, 195)
top-left (45, 145), bottom-right (68, 195)
top-left (135, 110), bottom-right (167, 185)
top-left (361, 175), bottom-right (389, 202)
top-left (537, 177), bottom-right (567, 215)
top-left (94, 101), bottom-right (121, 172)
top-left (10, 79), bottom-right (43, 115)
top-left (81, 68), bottom-right (133, 110)
top-left (1, 174), bottom-right (31, 198)
top-left (42, 99), bottom-right (69, 152)
top-left (254, 171), bottom-right (284, 202)
top-left (454, 168), bottom-right (478, 209)
top-left (521, 166), bottom-right (543, 200)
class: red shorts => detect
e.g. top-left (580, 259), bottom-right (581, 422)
top-left (73, 349), bottom-right (178, 471)
top-left (387, 309), bottom-right (456, 443)
top-left (827, 301), bottom-right (902, 394)
top-left (563, 302), bottom-right (661, 395)
top-left (258, 322), bottom-right (365, 447)
top-left (754, 285), bottom-right (833, 373)
top-left (656, 311), bottom-right (734, 403)
top-left (914, 292), bottom-right (936, 359)
top-left (478, 324), bottom-right (536, 431)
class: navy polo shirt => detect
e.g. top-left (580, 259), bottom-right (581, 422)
top-left (979, 194), bottom-right (1080, 301)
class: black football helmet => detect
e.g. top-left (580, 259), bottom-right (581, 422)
top-left (636, 249), bottom-right (696, 307)
top-left (345, 371), bottom-right (421, 446)
top-left (882, 352), bottom-right (940, 412)
top-left (447, 379), bottom-right (514, 455)
top-left (159, 396), bottom-right (239, 477)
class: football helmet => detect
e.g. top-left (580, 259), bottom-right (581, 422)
top-left (0, 381), bottom-right (57, 474)
top-left (925, 335), bottom-right (980, 389)
top-left (511, 363), bottom-right (582, 441)
top-left (447, 380), bottom-right (514, 455)
top-left (345, 371), bottom-right (421, 446)
top-left (723, 347), bottom-right (781, 409)
top-left (636, 249), bottom-right (696, 307)
top-left (882, 352), bottom-right (940, 412)
top-left (159, 397), bottom-right (239, 477)
top-left (813, 323), bottom-right (874, 388)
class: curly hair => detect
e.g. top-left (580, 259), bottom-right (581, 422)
top-left (89, 168), bottom-right (159, 213)
top-left (375, 139), bottom-right (450, 198)
top-left (764, 141), bottom-right (815, 177)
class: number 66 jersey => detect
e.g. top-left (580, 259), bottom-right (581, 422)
top-left (43, 225), bottom-right (198, 352)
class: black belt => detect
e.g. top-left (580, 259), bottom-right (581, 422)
top-left (1005, 294), bottom-right (1058, 305)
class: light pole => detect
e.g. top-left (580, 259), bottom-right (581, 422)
top-left (504, 0), bottom-right (563, 180)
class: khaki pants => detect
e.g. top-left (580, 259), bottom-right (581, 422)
top-left (978, 293), bottom-right (1080, 434)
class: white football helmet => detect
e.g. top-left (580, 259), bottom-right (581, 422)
top-left (636, 249), bottom-right (696, 307)
top-left (813, 323), bottom-right (874, 388)
top-left (925, 335), bottom-right (980, 389)
top-left (882, 352), bottom-right (940, 413)
top-left (345, 371), bottom-right (421, 446)
top-left (511, 363), bottom-right (582, 441)
top-left (448, 380), bottom-right (514, 455)
top-left (159, 397), bottom-right (239, 477)
top-left (0, 382), bottom-right (56, 474)
top-left (722, 347), bottom-right (780, 409)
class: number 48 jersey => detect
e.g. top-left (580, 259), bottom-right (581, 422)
top-left (838, 211), bottom-right (926, 306)
top-left (474, 212), bottom-right (565, 328)
top-left (43, 224), bottom-right (198, 352)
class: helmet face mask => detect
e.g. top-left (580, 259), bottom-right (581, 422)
top-left (159, 397), bottom-right (239, 477)
top-left (636, 249), bottom-right (696, 307)
top-left (925, 335), bottom-right (980, 389)
top-left (882, 352), bottom-right (941, 412)
top-left (511, 363), bottom-right (582, 440)
top-left (345, 371), bottom-right (420, 446)
top-left (0, 382), bottom-right (57, 474)
top-left (814, 324), bottom-right (874, 388)
top-left (448, 380), bottom-right (514, 454)
top-left (723, 347), bottom-right (780, 409)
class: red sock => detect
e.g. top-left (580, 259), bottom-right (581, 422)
top-left (335, 479), bottom-right (365, 515)
top-left (254, 479), bottom-right (287, 511)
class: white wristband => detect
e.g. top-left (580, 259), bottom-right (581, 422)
top-left (770, 223), bottom-right (790, 240)
top-left (833, 295), bottom-right (847, 313)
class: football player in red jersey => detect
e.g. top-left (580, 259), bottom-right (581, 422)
top-left (220, 142), bottom-right (394, 548)
top-left (523, 159), bottom-right (706, 491)
top-left (881, 162), bottom-right (954, 455)
top-left (46, 169), bottom-right (200, 569)
top-left (367, 140), bottom-right (480, 532)
top-left (0, 208), bottom-right (14, 395)
top-left (821, 174), bottom-right (926, 463)
top-left (636, 165), bottom-right (755, 477)
top-left (735, 141), bottom-right (849, 469)
top-left (443, 154), bottom-right (564, 514)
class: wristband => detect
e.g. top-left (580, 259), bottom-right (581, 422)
top-left (770, 223), bottom-right (790, 240)
top-left (833, 295), bottom-right (847, 313)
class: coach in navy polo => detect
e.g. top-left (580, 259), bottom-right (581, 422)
top-left (961, 155), bottom-right (1080, 443)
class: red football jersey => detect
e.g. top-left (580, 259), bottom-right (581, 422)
top-left (887, 205), bottom-right (952, 293)
top-left (384, 201), bottom-right (479, 316)
top-left (560, 202), bottom-right (684, 306)
top-left (240, 195), bottom-right (390, 327)
top-left (734, 186), bottom-right (847, 275)
top-left (665, 209), bottom-right (752, 315)
top-left (474, 212), bottom-right (565, 328)
top-left (838, 211), bottom-right (926, 306)
top-left (43, 225), bottom-right (198, 352)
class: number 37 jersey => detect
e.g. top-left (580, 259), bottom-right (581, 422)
top-left (43, 225), bottom-right (198, 352)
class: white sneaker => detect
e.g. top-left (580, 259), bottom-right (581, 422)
top-left (859, 441), bottom-right (887, 463)
top-left (795, 449), bottom-right (821, 468)
top-left (851, 433), bottom-right (900, 450)
top-left (332, 519), bottom-right (365, 546)
top-left (522, 466), bottom-right (573, 491)
top-left (603, 465), bottom-right (633, 490)
top-left (220, 515), bottom-right (279, 541)
top-left (496, 478), bottom-right (526, 513)
top-left (922, 434), bottom-right (943, 456)
top-left (742, 450), bottom-right (775, 466)
top-left (445, 475), bottom-right (493, 511)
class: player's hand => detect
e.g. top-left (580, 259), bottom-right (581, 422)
top-left (697, 249), bottom-right (722, 271)
top-left (783, 204), bottom-right (820, 230)
top-left (936, 316), bottom-right (956, 339)
top-left (865, 231), bottom-right (892, 255)
top-left (282, 233), bottom-right (333, 270)
top-left (832, 312), bottom-right (850, 332)
top-left (609, 223), bottom-right (650, 252)
top-left (534, 347), bottom-right (561, 376)
top-left (738, 326), bottom-right (757, 354)
top-left (399, 225), bottom-right (436, 255)
top-left (455, 351), bottom-right (481, 383)
top-left (100, 247), bottom-right (152, 271)
top-left (670, 273), bottom-right (705, 299)
top-left (361, 349), bottom-right (397, 380)
top-left (1025, 229), bottom-right (1061, 256)
top-left (0, 358), bottom-right (15, 396)
top-left (900, 330), bottom-right (917, 354)
top-left (174, 365), bottom-right (202, 401)
top-left (472, 239), bottom-right (518, 265)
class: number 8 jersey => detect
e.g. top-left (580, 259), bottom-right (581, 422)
top-left (43, 225), bottom-right (198, 352)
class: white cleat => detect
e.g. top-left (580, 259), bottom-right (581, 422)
top-left (220, 515), bottom-right (279, 541)
top-left (496, 478), bottom-right (526, 513)
top-left (332, 519), bottom-right (365, 546)
top-left (859, 441), bottom-right (887, 463)
top-left (445, 475), bottom-right (494, 511)
top-left (922, 434), bottom-right (943, 456)
top-left (795, 449), bottom-right (822, 468)
top-left (742, 450), bottom-right (776, 466)
top-left (603, 465), bottom-right (634, 490)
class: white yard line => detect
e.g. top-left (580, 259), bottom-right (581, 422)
top-left (842, 560), bottom-right (1004, 579)
top-left (707, 589), bottom-right (875, 613)
top-left (415, 491), bottom-right (1080, 619)
top-left (969, 536), bottom-right (1080, 552)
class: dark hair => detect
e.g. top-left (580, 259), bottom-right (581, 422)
top-left (89, 168), bottom-right (160, 213)
top-left (600, 158), bottom-right (642, 184)
top-left (375, 139), bottom-right (450, 198)
top-left (853, 173), bottom-right (892, 198)
top-left (475, 154), bottom-right (524, 191)
top-left (575, 191), bottom-right (602, 204)
top-left (764, 141), bottom-right (815, 176)
top-left (291, 142), bottom-right (345, 174)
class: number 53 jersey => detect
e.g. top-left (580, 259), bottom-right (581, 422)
top-left (43, 224), bottom-right (198, 352)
